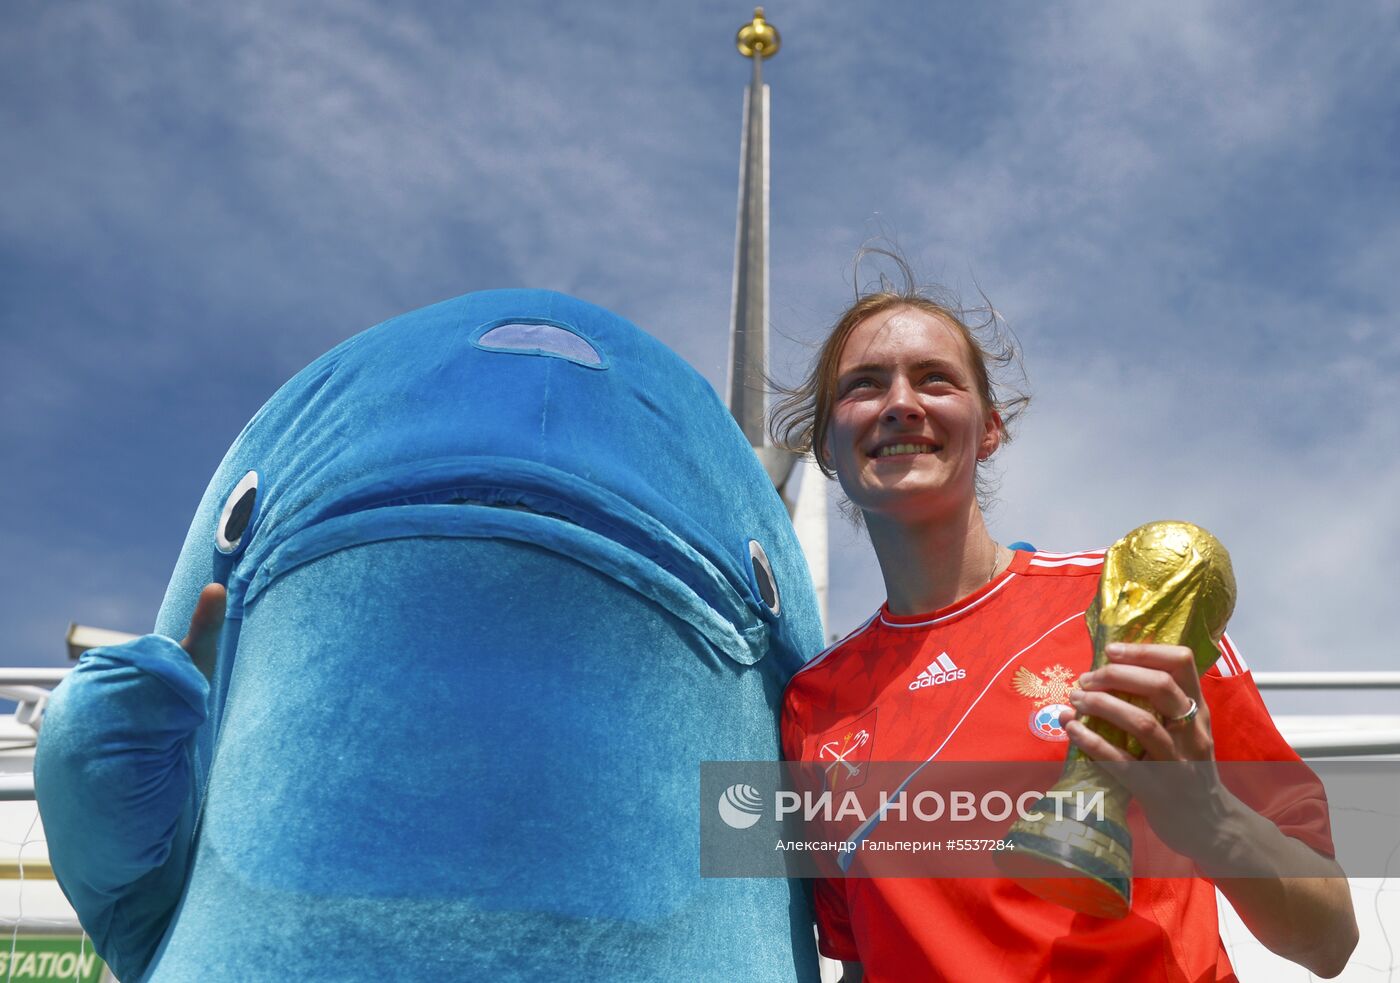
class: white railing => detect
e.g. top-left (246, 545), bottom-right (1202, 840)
top-left (0, 670), bottom-right (70, 687)
top-left (1253, 671), bottom-right (1400, 690)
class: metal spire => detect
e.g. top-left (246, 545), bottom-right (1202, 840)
top-left (728, 8), bottom-right (779, 451)
top-left (727, 9), bottom-right (828, 634)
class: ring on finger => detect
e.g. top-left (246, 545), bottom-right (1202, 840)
top-left (1165, 697), bottom-right (1198, 729)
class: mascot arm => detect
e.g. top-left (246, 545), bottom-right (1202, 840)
top-left (35, 633), bottom-right (210, 979)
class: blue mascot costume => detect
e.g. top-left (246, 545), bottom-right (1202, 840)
top-left (35, 290), bottom-right (826, 981)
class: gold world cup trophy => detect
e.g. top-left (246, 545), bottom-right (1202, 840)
top-left (995, 520), bottom-right (1236, 918)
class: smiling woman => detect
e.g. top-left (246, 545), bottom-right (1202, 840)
top-left (770, 253), bottom-right (1028, 518)
top-left (770, 255), bottom-right (1358, 982)
top-left (825, 306), bottom-right (1003, 527)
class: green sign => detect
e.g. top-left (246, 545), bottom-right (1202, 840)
top-left (0, 937), bottom-right (105, 982)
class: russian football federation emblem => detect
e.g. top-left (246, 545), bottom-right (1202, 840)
top-left (1012, 664), bottom-right (1080, 742)
top-left (815, 709), bottom-right (877, 791)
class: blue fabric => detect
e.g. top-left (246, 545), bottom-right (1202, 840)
top-left (34, 290), bottom-right (825, 981)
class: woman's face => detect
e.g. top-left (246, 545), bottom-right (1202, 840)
top-left (823, 305), bottom-right (1002, 523)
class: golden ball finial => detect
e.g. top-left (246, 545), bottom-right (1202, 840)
top-left (737, 7), bottom-right (780, 59)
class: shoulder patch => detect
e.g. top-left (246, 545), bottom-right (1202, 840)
top-left (814, 708), bottom-right (878, 791)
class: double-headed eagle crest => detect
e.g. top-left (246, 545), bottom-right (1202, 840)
top-left (1012, 664), bottom-right (1080, 708)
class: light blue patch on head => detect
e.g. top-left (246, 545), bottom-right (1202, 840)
top-left (473, 318), bottom-right (608, 369)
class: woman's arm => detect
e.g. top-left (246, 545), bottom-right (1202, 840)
top-left (1212, 803), bottom-right (1356, 978)
top-left (1064, 642), bottom-right (1358, 978)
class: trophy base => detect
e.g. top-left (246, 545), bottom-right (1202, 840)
top-left (998, 831), bottom-right (1132, 920)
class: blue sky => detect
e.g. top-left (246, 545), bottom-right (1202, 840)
top-left (3, 1), bottom-right (1397, 713)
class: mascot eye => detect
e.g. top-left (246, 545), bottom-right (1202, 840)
top-left (216, 470), bottom-right (260, 555)
top-left (748, 540), bottom-right (781, 616)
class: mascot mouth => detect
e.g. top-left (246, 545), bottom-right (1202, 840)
top-left (226, 457), bottom-right (771, 666)
top-left (444, 497), bottom-right (588, 529)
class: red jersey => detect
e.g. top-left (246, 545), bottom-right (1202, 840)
top-left (780, 547), bottom-right (1333, 983)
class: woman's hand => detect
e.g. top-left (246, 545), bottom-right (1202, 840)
top-left (1061, 641), bottom-right (1234, 865)
top-left (1061, 641), bottom-right (1357, 977)
top-left (179, 583), bottom-right (227, 683)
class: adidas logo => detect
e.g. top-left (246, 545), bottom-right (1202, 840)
top-left (909, 652), bottom-right (966, 690)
